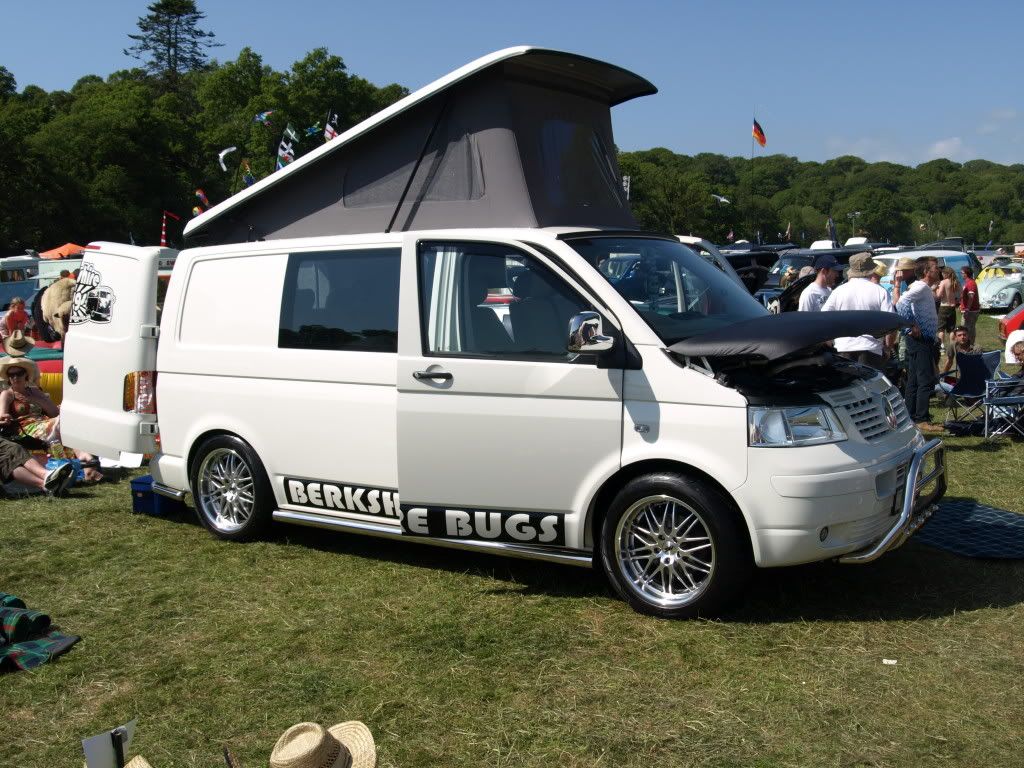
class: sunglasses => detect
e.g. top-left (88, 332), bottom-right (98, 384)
top-left (7, 370), bottom-right (27, 380)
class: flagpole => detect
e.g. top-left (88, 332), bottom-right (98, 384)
top-left (749, 112), bottom-right (755, 243)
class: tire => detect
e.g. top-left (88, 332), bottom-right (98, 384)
top-left (1010, 294), bottom-right (1022, 311)
top-left (189, 434), bottom-right (274, 541)
top-left (599, 473), bottom-right (751, 619)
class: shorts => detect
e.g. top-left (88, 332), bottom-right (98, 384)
top-left (0, 438), bottom-right (32, 483)
top-left (938, 305), bottom-right (957, 332)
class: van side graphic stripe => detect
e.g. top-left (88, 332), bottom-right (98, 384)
top-left (283, 478), bottom-right (400, 518)
top-left (400, 505), bottom-right (566, 547)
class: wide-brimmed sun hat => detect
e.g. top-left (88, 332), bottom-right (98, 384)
top-left (847, 251), bottom-right (878, 278)
top-left (2, 329), bottom-right (35, 357)
top-left (895, 256), bottom-right (918, 272)
top-left (0, 355), bottom-right (39, 384)
top-left (270, 722), bottom-right (376, 768)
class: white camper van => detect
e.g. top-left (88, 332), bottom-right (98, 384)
top-left (59, 48), bottom-right (945, 619)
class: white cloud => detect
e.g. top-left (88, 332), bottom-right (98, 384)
top-left (977, 108), bottom-right (1018, 135)
top-left (927, 137), bottom-right (974, 161)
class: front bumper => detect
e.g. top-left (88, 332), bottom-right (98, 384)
top-left (837, 438), bottom-right (946, 564)
top-left (980, 297), bottom-right (1011, 310)
top-left (734, 432), bottom-right (946, 568)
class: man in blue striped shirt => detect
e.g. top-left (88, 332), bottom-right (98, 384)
top-left (893, 257), bottom-right (942, 432)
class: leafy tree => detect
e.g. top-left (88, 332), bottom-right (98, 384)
top-left (0, 67), bottom-right (15, 101)
top-left (125, 0), bottom-right (221, 86)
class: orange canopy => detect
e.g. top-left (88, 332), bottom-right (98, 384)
top-left (39, 242), bottom-right (85, 259)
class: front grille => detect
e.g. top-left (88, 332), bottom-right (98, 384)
top-left (841, 386), bottom-right (911, 442)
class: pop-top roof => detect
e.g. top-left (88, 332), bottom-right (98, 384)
top-left (184, 47), bottom-right (657, 246)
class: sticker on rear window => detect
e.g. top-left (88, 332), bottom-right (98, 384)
top-left (70, 263), bottom-right (116, 325)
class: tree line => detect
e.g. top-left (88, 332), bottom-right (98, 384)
top-left (2, 1), bottom-right (1022, 252)
top-left (619, 148), bottom-right (1024, 247)
top-left (0, 2), bottom-right (407, 252)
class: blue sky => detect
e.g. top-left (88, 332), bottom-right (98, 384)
top-left (3, 0), bottom-right (1022, 167)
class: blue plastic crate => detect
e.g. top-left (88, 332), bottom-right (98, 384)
top-left (130, 474), bottom-right (156, 514)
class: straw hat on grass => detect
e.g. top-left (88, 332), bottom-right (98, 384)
top-left (270, 722), bottom-right (376, 768)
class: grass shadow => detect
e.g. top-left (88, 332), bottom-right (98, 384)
top-left (135, 490), bottom-right (1024, 620)
top-left (277, 522), bottom-right (607, 600)
top-left (727, 541), bottom-right (1024, 623)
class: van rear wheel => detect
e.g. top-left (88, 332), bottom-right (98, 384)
top-left (599, 473), bottom-right (751, 619)
top-left (190, 435), bottom-right (273, 541)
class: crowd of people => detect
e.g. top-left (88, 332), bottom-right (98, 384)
top-left (0, 271), bottom-right (103, 495)
top-left (797, 251), bottom-right (1016, 434)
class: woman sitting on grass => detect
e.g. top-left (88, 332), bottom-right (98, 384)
top-left (0, 357), bottom-right (102, 482)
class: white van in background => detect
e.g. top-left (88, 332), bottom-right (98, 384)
top-left (58, 48), bottom-right (945, 619)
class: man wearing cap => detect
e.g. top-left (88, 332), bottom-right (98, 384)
top-left (797, 254), bottom-right (839, 312)
top-left (820, 252), bottom-right (896, 370)
top-left (892, 257), bottom-right (943, 433)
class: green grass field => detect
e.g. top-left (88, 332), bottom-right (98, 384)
top-left (1, 315), bottom-right (1021, 767)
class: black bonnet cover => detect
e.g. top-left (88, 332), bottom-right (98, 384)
top-left (668, 310), bottom-right (907, 362)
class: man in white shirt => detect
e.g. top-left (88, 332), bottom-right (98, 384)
top-left (820, 252), bottom-right (896, 370)
top-left (798, 254), bottom-right (839, 312)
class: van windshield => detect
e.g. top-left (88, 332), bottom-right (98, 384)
top-left (566, 236), bottom-right (767, 344)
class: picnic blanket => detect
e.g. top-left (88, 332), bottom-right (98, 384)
top-left (0, 592), bottom-right (79, 672)
top-left (914, 499), bottom-right (1024, 559)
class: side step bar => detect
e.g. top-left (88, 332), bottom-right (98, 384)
top-left (273, 509), bottom-right (594, 568)
top-left (152, 482), bottom-right (187, 501)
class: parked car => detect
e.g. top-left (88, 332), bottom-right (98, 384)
top-left (998, 301), bottom-right (1024, 340)
top-left (717, 243), bottom-right (796, 294)
top-left (676, 236), bottom-right (745, 289)
top-left (58, 46), bottom-right (945, 620)
top-left (978, 262), bottom-right (1024, 311)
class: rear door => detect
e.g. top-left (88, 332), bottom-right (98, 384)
top-left (60, 243), bottom-right (171, 464)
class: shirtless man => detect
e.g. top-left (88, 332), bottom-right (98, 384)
top-left (933, 266), bottom-right (959, 351)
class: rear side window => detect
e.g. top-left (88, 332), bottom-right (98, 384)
top-left (279, 248), bottom-right (400, 352)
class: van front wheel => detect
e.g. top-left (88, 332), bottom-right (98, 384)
top-left (190, 435), bottom-right (274, 541)
top-left (599, 473), bottom-right (751, 619)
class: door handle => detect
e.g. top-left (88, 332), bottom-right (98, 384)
top-left (413, 370), bottom-right (453, 382)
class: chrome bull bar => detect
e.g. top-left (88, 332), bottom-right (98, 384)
top-left (838, 438), bottom-right (946, 565)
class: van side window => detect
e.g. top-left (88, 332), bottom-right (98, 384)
top-left (279, 248), bottom-right (400, 352)
top-left (417, 241), bottom-right (596, 362)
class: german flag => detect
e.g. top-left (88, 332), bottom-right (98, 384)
top-left (752, 118), bottom-right (767, 147)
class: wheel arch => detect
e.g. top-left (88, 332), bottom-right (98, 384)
top-left (583, 459), bottom-right (755, 560)
top-left (186, 428), bottom-right (244, 483)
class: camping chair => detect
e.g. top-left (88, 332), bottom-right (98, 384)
top-left (984, 377), bottom-right (1024, 440)
top-left (943, 350), bottom-right (1002, 423)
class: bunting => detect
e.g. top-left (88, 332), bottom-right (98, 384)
top-left (218, 146), bottom-right (237, 172)
top-left (241, 160), bottom-right (256, 188)
top-left (324, 110), bottom-right (339, 142)
top-left (276, 123), bottom-right (300, 170)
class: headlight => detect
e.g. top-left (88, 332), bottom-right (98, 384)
top-left (748, 405), bottom-right (848, 447)
top-left (996, 289), bottom-right (1010, 301)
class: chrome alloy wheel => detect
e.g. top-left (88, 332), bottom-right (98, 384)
top-left (613, 494), bottom-right (716, 608)
top-left (196, 448), bottom-right (256, 534)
